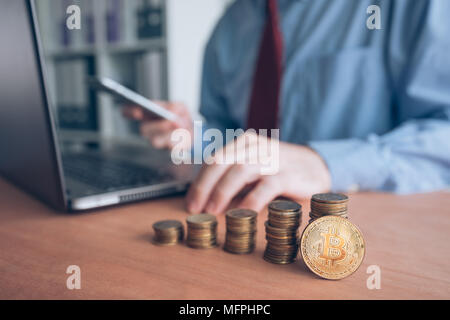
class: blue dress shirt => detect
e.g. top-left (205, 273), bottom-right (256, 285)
top-left (198, 0), bottom-right (450, 194)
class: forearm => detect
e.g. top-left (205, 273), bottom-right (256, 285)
top-left (309, 119), bottom-right (450, 194)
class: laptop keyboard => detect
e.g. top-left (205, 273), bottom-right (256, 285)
top-left (62, 153), bottom-right (174, 192)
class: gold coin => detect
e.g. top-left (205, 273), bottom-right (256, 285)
top-left (224, 209), bottom-right (257, 255)
top-left (311, 193), bottom-right (348, 204)
top-left (265, 221), bottom-right (299, 233)
top-left (187, 214), bottom-right (217, 225)
top-left (153, 220), bottom-right (183, 231)
top-left (226, 208), bottom-right (258, 220)
top-left (310, 209), bottom-right (347, 215)
top-left (310, 205), bottom-right (348, 212)
top-left (153, 220), bottom-right (184, 245)
top-left (186, 214), bottom-right (218, 249)
top-left (311, 203), bottom-right (346, 207)
top-left (268, 214), bottom-right (301, 221)
top-left (265, 200), bottom-right (302, 264)
top-left (263, 252), bottom-right (297, 264)
top-left (309, 211), bottom-right (347, 218)
top-left (300, 216), bottom-right (365, 280)
top-left (269, 200), bottom-right (302, 213)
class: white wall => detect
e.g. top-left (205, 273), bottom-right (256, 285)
top-left (166, 0), bottom-right (229, 115)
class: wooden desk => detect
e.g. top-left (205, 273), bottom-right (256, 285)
top-left (0, 178), bottom-right (449, 300)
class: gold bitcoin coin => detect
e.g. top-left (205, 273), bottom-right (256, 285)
top-left (300, 216), bottom-right (365, 280)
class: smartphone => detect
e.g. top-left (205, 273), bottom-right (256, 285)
top-left (88, 76), bottom-right (178, 122)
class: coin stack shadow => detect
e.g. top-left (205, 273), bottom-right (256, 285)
top-left (224, 209), bottom-right (257, 254)
top-left (186, 214), bottom-right (218, 249)
top-left (309, 193), bottom-right (349, 224)
top-left (264, 200), bottom-right (302, 264)
top-left (153, 220), bottom-right (184, 246)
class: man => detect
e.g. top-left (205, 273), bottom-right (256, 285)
top-left (125, 0), bottom-right (450, 215)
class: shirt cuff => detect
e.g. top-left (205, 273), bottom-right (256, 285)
top-left (309, 137), bottom-right (390, 193)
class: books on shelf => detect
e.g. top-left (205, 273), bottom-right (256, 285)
top-left (137, 0), bottom-right (163, 40)
top-left (54, 58), bottom-right (96, 128)
top-left (136, 51), bottom-right (163, 100)
top-left (36, 0), bottom-right (167, 132)
top-left (60, 0), bottom-right (96, 48)
top-left (60, 0), bottom-right (85, 48)
top-left (106, 0), bottom-right (121, 43)
top-left (52, 0), bottom-right (162, 49)
top-left (84, 0), bottom-right (96, 44)
top-left (54, 59), bottom-right (89, 109)
top-left (106, 0), bottom-right (141, 44)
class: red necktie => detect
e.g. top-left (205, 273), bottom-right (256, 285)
top-left (247, 0), bottom-right (283, 135)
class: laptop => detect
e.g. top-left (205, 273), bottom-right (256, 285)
top-left (0, 0), bottom-right (195, 211)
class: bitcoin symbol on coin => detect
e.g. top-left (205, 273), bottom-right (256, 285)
top-left (301, 216), bottom-right (365, 280)
top-left (320, 228), bottom-right (346, 266)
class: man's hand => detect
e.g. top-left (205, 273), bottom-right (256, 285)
top-left (186, 132), bottom-right (331, 215)
top-left (123, 101), bottom-right (193, 150)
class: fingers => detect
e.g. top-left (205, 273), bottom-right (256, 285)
top-left (238, 177), bottom-right (283, 213)
top-left (123, 102), bottom-right (190, 124)
top-left (140, 120), bottom-right (175, 138)
top-left (122, 105), bottom-right (144, 120)
top-left (157, 101), bottom-right (189, 116)
top-left (122, 105), bottom-right (158, 121)
top-left (140, 120), bottom-right (176, 149)
top-left (124, 102), bottom-right (193, 150)
top-left (186, 163), bottom-right (231, 214)
top-left (205, 164), bottom-right (261, 215)
top-left (187, 167), bottom-right (283, 215)
top-left (153, 133), bottom-right (173, 149)
top-left (186, 131), bottom-right (264, 214)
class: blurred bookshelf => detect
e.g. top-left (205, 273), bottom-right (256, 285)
top-left (35, 0), bottom-right (169, 138)
top-left (35, 0), bottom-right (230, 139)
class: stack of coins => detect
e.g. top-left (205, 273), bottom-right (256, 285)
top-left (224, 209), bottom-right (257, 254)
top-left (186, 214), bottom-right (218, 249)
top-left (309, 193), bottom-right (349, 223)
top-left (264, 200), bottom-right (302, 264)
top-left (152, 220), bottom-right (184, 246)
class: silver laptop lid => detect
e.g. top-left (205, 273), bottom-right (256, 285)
top-left (0, 0), bottom-right (67, 210)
